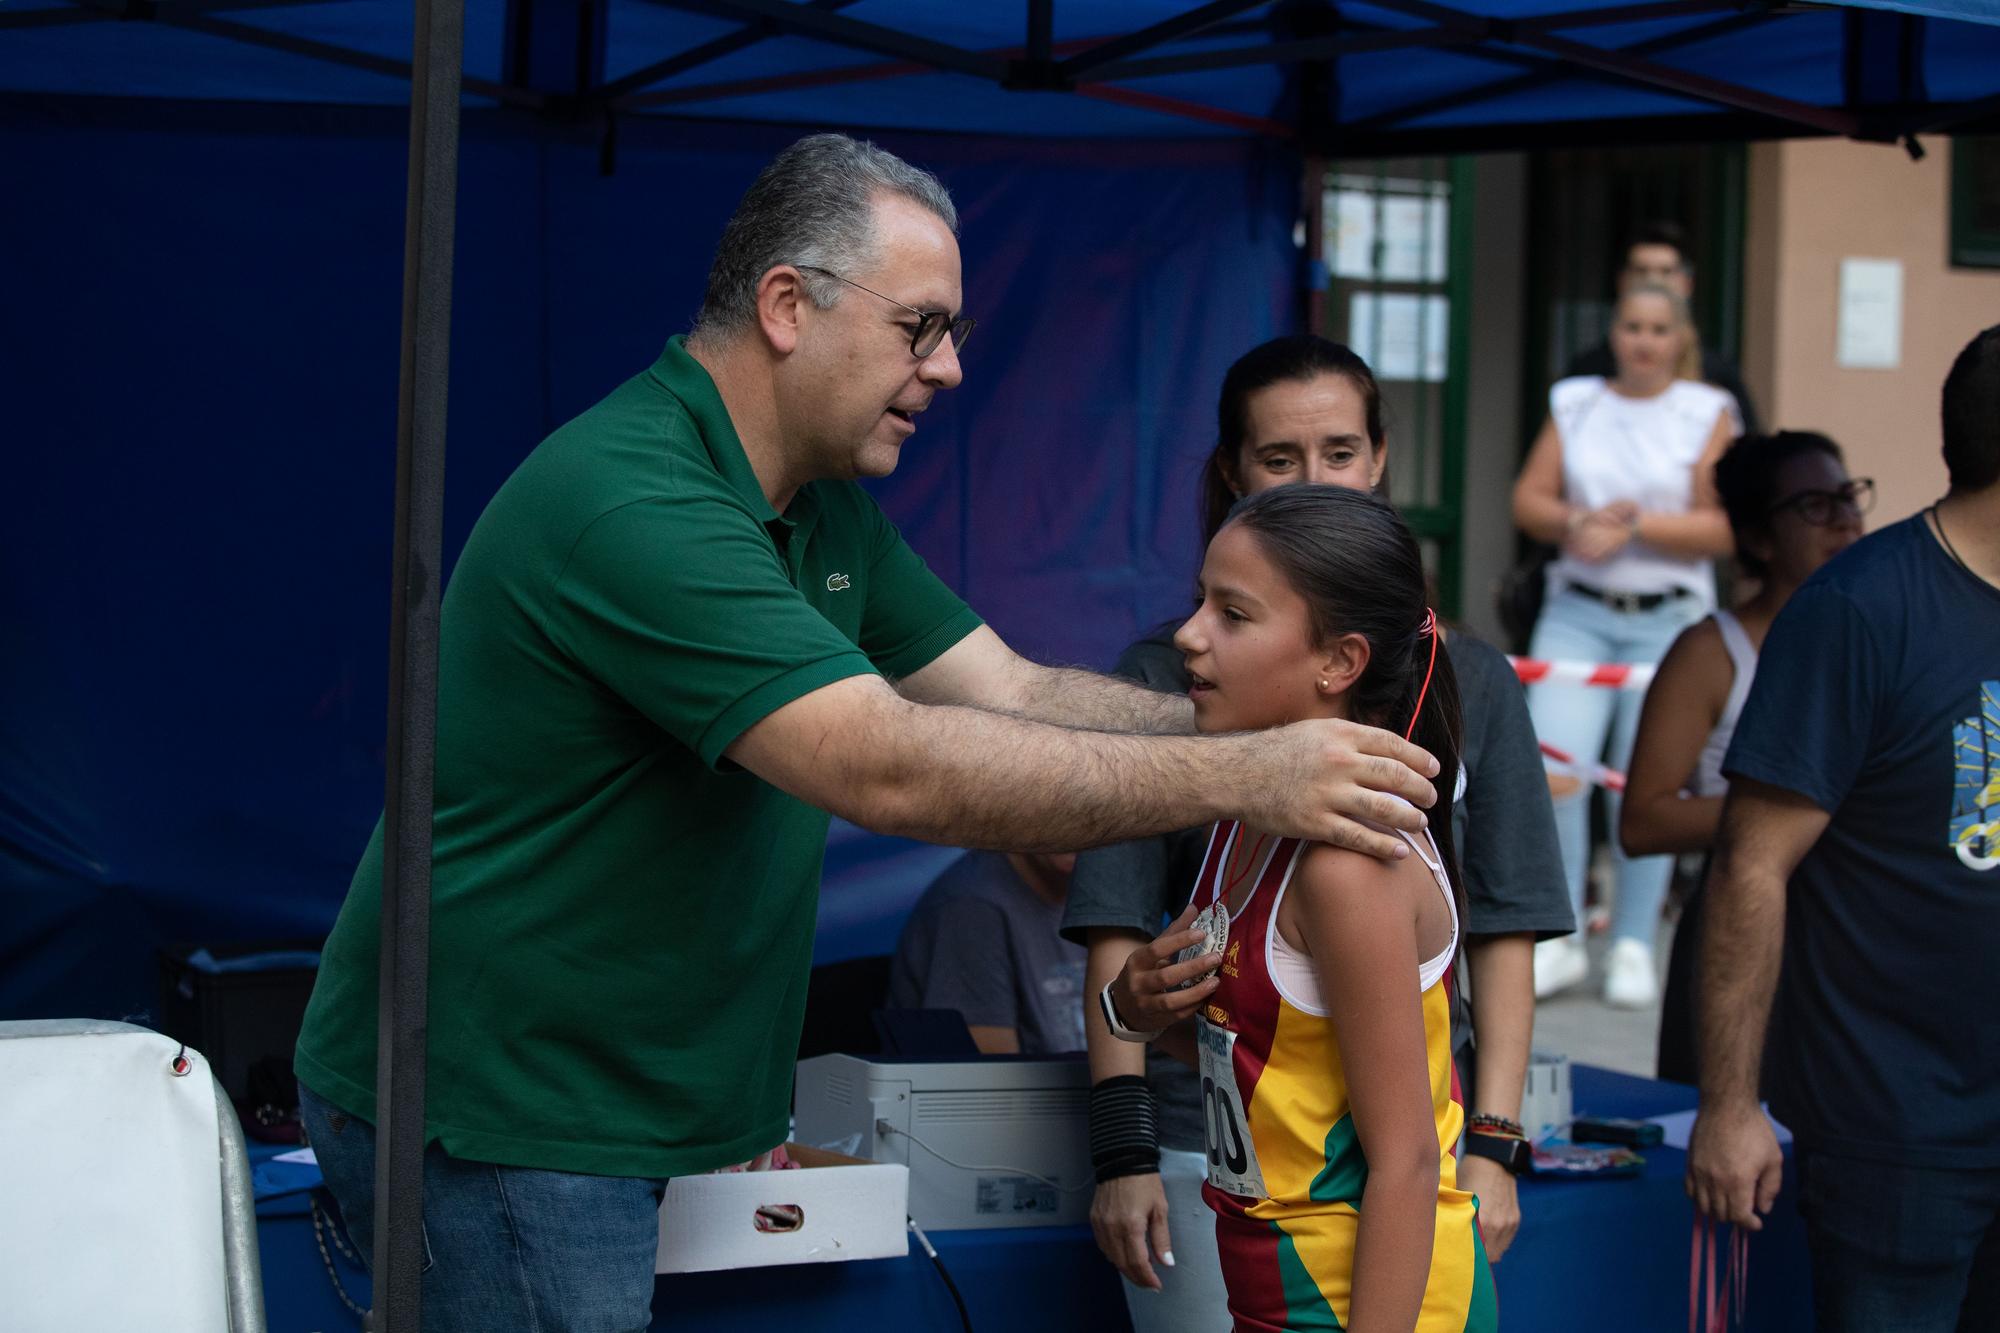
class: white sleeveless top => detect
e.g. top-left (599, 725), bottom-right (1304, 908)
top-left (1692, 610), bottom-right (1758, 798)
top-left (1266, 828), bottom-right (1459, 1016)
top-left (1546, 375), bottom-right (1732, 605)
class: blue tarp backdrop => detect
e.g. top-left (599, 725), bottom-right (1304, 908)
top-left (0, 102), bottom-right (1299, 1018)
top-left (8, 0), bottom-right (2000, 1023)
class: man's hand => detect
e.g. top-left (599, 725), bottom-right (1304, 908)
top-left (1249, 718), bottom-right (1439, 860)
top-left (1457, 1155), bottom-right (1519, 1260)
top-left (1686, 1099), bottom-right (1783, 1230)
top-left (1109, 905), bottom-right (1222, 1032)
top-left (1089, 1172), bottom-right (1173, 1290)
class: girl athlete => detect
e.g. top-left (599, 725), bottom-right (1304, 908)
top-left (1124, 483), bottom-right (1495, 1332)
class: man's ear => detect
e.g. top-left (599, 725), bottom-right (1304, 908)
top-left (1316, 632), bottom-right (1371, 698)
top-left (755, 266), bottom-right (807, 356)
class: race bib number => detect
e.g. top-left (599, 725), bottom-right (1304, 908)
top-left (1197, 1018), bottom-right (1269, 1199)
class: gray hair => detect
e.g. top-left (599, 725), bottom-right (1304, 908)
top-left (693, 133), bottom-right (958, 339)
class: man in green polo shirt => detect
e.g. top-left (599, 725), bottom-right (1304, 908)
top-left (296, 133), bottom-right (1442, 1330)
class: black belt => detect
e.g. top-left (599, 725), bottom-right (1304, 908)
top-left (1563, 580), bottom-right (1693, 613)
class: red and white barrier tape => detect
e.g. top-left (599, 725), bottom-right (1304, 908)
top-left (1539, 740), bottom-right (1627, 793)
top-left (1509, 656), bottom-right (1656, 692)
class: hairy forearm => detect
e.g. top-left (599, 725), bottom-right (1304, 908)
top-left (1465, 935), bottom-right (1533, 1120)
top-left (857, 697), bottom-right (1248, 850)
top-left (1621, 791), bottom-right (1723, 857)
top-left (1635, 508), bottom-right (1733, 559)
top-left (1004, 662), bottom-right (1196, 735)
top-left (1350, 1162), bottom-right (1438, 1333)
top-left (1085, 931), bottom-right (1152, 1080)
top-left (1695, 838), bottom-right (1787, 1107)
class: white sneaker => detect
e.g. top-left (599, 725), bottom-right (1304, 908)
top-left (1603, 938), bottom-right (1659, 1009)
top-left (1533, 937), bottom-right (1589, 999)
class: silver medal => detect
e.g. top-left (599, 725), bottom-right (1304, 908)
top-left (1171, 903), bottom-right (1229, 989)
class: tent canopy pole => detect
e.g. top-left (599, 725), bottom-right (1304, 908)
top-left (374, 0), bottom-right (463, 1328)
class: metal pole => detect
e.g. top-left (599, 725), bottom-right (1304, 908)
top-left (375, 0), bottom-right (462, 1327)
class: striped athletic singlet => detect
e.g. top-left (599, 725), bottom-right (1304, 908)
top-left (1190, 821), bottom-right (1497, 1333)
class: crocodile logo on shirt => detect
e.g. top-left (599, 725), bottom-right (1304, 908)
top-left (826, 573), bottom-right (852, 592)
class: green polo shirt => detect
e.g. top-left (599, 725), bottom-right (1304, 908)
top-left (296, 337), bottom-right (981, 1178)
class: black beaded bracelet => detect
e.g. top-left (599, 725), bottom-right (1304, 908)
top-left (1089, 1075), bottom-right (1162, 1184)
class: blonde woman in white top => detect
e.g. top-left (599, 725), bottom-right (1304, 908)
top-left (1511, 284), bottom-right (1737, 1007)
top-left (1620, 432), bottom-right (1869, 1081)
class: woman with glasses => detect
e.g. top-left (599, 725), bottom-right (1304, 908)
top-left (1511, 283), bottom-right (1740, 1008)
top-left (1619, 432), bottom-right (1868, 1083)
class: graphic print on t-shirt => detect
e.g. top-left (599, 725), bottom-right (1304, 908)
top-left (1954, 680), bottom-right (2000, 872)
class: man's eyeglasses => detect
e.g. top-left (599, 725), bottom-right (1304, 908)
top-left (795, 265), bottom-right (974, 360)
top-left (1769, 477), bottom-right (1875, 526)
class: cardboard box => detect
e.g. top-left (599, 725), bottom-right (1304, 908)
top-left (655, 1144), bottom-right (910, 1273)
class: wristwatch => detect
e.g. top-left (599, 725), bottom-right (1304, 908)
top-left (1098, 980), bottom-right (1160, 1044)
top-left (1463, 1130), bottom-right (1533, 1176)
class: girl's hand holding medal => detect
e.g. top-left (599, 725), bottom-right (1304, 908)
top-left (1109, 903), bottom-right (1228, 1031)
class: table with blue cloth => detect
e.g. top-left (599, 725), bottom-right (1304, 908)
top-left (254, 1065), bottom-right (1810, 1330)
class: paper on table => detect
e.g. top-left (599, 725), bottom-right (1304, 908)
top-left (1648, 1105), bottom-right (1793, 1151)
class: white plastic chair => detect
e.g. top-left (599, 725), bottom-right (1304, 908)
top-left (0, 1018), bottom-right (267, 1332)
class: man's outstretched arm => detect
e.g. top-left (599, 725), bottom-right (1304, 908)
top-left (1685, 778), bottom-right (1828, 1229)
top-left (895, 626), bottom-right (1194, 735)
top-left (725, 673), bottom-right (1439, 861)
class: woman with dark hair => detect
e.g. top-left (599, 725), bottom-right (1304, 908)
top-left (1511, 283), bottom-right (1739, 1008)
top-left (1621, 432), bottom-right (1869, 1082)
top-left (1197, 337), bottom-right (1390, 538)
top-left (1107, 485), bottom-right (1497, 1332)
top-left (1067, 337), bottom-right (1568, 1333)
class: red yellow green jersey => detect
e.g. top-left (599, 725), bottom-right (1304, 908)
top-left (1190, 820), bottom-right (1497, 1333)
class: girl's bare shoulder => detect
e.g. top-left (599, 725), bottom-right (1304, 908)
top-left (1294, 839), bottom-right (1426, 915)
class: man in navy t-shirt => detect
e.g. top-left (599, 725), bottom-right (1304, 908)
top-left (1688, 324), bottom-right (2000, 1332)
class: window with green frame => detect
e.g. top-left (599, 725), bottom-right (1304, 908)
top-left (1317, 158), bottom-right (1473, 616)
top-left (1952, 136), bottom-right (2000, 270)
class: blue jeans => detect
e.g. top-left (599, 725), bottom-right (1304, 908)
top-left (1526, 586), bottom-right (1707, 947)
top-left (1798, 1148), bottom-right (2000, 1332)
top-left (299, 1082), bottom-right (667, 1333)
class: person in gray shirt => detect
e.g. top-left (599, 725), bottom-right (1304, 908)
top-left (890, 851), bottom-right (1087, 1055)
top-left (1065, 336), bottom-right (1573, 1332)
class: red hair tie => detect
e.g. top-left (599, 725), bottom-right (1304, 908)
top-left (1405, 608), bottom-right (1439, 741)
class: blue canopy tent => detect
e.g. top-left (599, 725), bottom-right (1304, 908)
top-left (6, 0), bottom-right (2000, 143)
top-left (12, 0), bottom-right (2000, 1012)
top-left (6, 2), bottom-right (2000, 1323)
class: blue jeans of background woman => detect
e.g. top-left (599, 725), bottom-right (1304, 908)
top-left (1526, 586), bottom-right (1707, 950)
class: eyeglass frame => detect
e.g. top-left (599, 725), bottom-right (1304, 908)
top-left (793, 264), bottom-right (974, 360)
top-left (1767, 476), bottom-right (1876, 526)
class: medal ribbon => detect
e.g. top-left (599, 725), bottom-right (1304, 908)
top-left (1688, 1214), bottom-right (1749, 1333)
top-left (1219, 827), bottom-right (1272, 912)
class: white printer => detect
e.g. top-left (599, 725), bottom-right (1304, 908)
top-left (794, 1052), bottom-right (1093, 1230)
